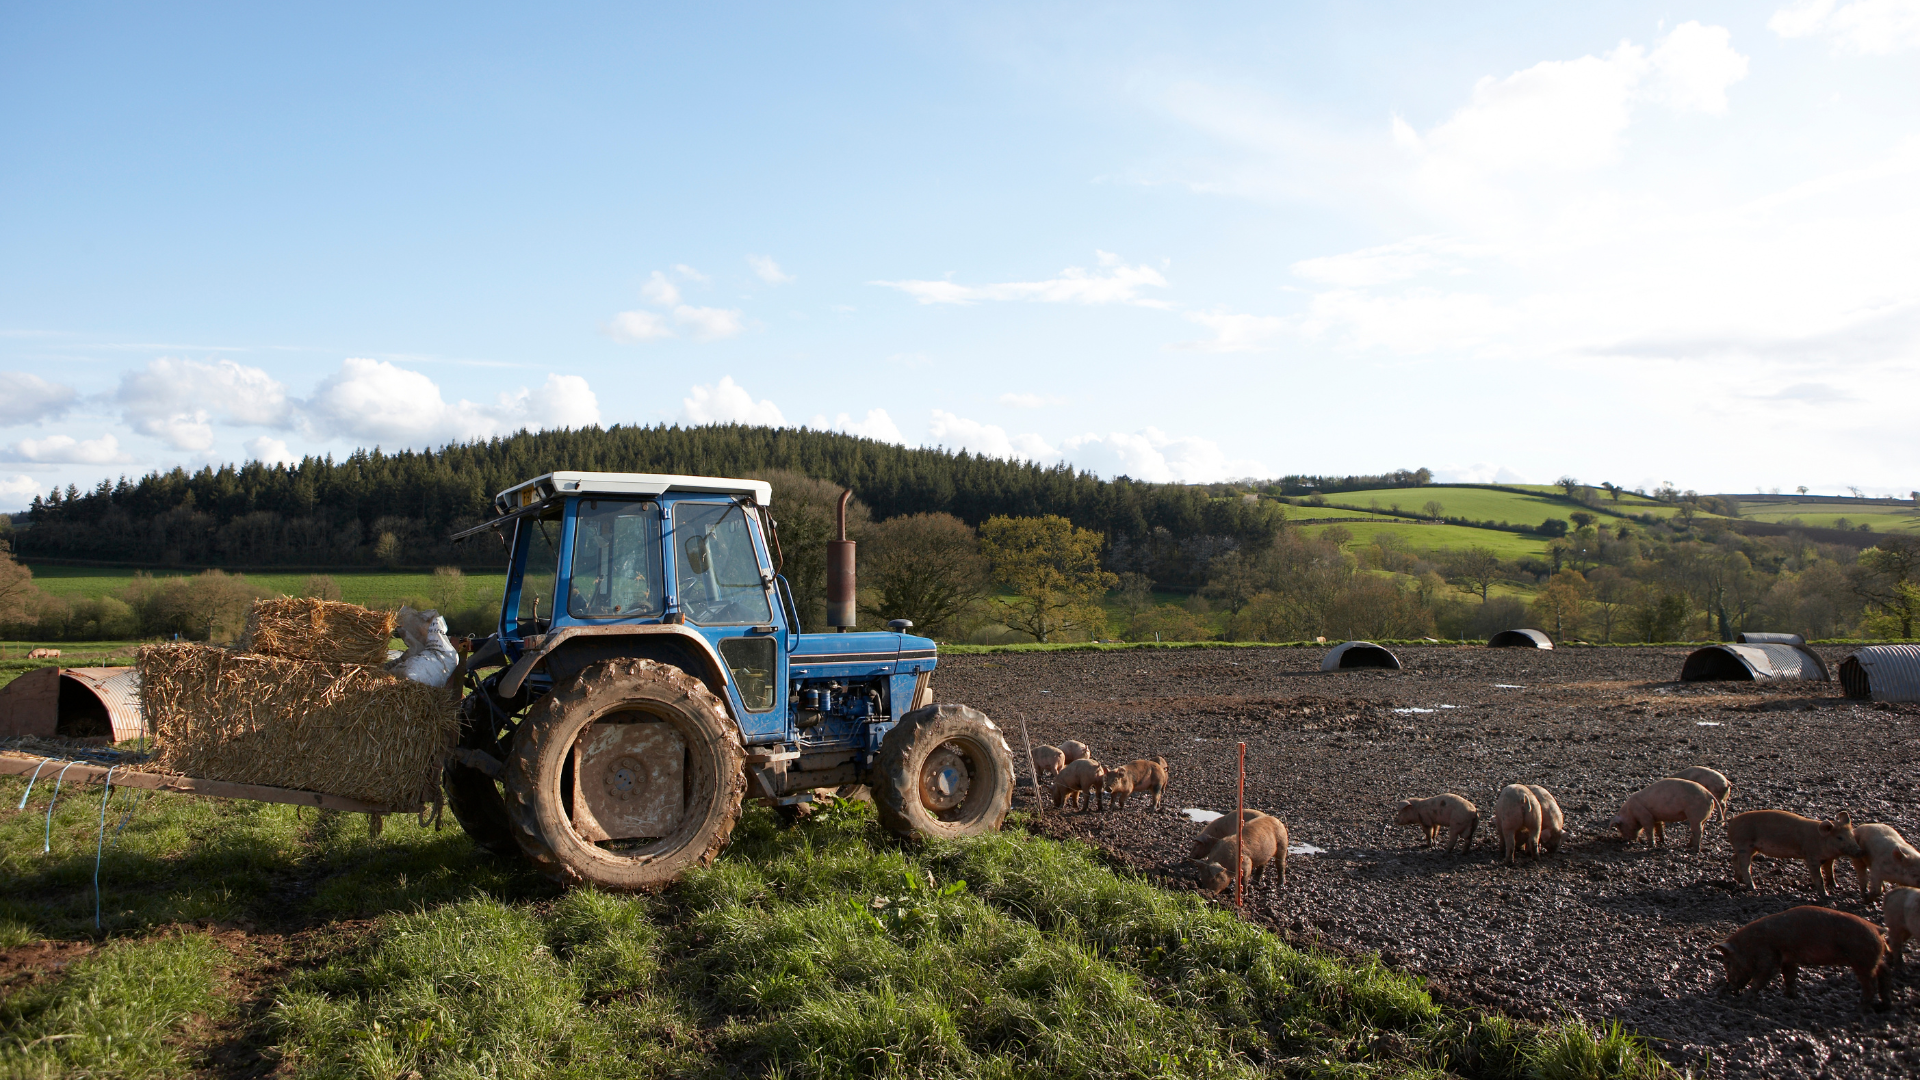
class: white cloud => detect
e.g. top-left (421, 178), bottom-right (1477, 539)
top-left (671, 264), bottom-right (709, 282)
top-left (747, 255), bottom-right (795, 284)
top-left (0, 473), bottom-right (41, 508)
top-left (809, 408), bottom-right (903, 442)
top-left (245, 436), bottom-right (298, 466)
top-left (607, 309), bottom-right (675, 342)
top-left (1431, 463), bottom-right (1534, 485)
top-left (3, 433), bottom-right (133, 465)
top-left (1771, 0), bottom-right (1920, 54)
top-left (0, 373), bottom-right (78, 425)
top-left (641, 271), bottom-right (682, 306)
top-left (673, 305), bottom-right (746, 341)
top-left (1291, 237), bottom-right (1477, 287)
top-left (114, 357), bottom-right (293, 451)
top-left (875, 251), bottom-right (1170, 307)
top-left (306, 359), bottom-right (601, 445)
top-left (682, 376), bottom-right (785, 426)
top-left (1059, 428), bottom-right (1266, 484)
top-left (1645, 22), bottom-right (1749, 114)
top-left (1178, 309), bottom-right (1291, 352)
top-left (927, 410), bottom-right (1057, 461)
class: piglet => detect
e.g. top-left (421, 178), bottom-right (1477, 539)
top-left (1886, 886), bottom-right (1920, 970)
top-left (1187, 809), bottom-right (1270, 860)
top-left (1851, 824), bottom-right (1920, 900)
top-left (1526, 785), bottom-right (1565, 854)
top-left (1060, 740), bottom-right (1092, 764)
top-left (1714, 905), bottom-right (1891, 1012)
top-left (1611, 778), bottom-right (1716, 854)
top-left (1051, 757), bottom-right (1104, 812)
top-left (1673, 766), bottom-right (1731, 820)
top-left (1101, 757), bottom-right (1169, 810)
top-left (1495, 784), bottom-right (1541, 864)
top-left (1185, 814), bottom-right (1289, 892)
top-left (1727, 809), bottom-right (1863, 898)
top-left (1392, 794), bottom-right (1479, 855)
top-left (1030, 744), bottom-right (1066, 782)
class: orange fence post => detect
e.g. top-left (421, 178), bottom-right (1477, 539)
top-left (1235, 741), bottom-right (1246, 908)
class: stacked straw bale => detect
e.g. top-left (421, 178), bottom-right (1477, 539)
top-left (245, 597), bottom-right (398, 667)
top-left (137, 643), bottom-right (457, 809)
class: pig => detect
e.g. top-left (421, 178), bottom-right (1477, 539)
top-left (1101, 757), bottom-right (1169, 810)
top-left (1526, 785), bottom-right (1566, 854)
top-left (1726, 809), bottom-right (1863, 898)
top-left (1849, 823), bottom-right (1920, 900)
top-left (1183, 853), bottom-right (1252, 896)
top-left (1185, 814), bottom-right (1289, 892)
top-left (1392, 794), bottom-right (1479, 855)
top-left (1051, 757), bottom-right (1105, 812)
top-left (1495, 784), bottom-right (1542, 864)
top-left (1187, 809), bottom-right (1271, 860)
top-left (26, 648), bottom-right (59, 659)
top-left (1713, 905), bottom-right (1891, 1013)
top-left (1673, 766), bottom-right (1731, 820)
top-left (1886, 886), bottom-right (1920, 969)
top-left (1611, 778), bottom-right (1716, 854)
top-left (1030, 744), bottom-right (1066, 781)
top-left (1060, 740), bottom-right (1092, 765)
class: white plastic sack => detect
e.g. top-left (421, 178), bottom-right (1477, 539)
top-left (387, 606), bottom-right (460, 687)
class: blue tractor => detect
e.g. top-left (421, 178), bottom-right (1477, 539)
top-left (446, 471), bottom-right (1015, 889)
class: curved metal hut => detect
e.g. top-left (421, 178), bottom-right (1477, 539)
top-left (1838, 645), bottom-right (1920, 702)
top-left (1736, 632), bottom-right (1806, 646)
top-left (1680, 643), bottom-right (1828, 684)
top-left (0, 666), bottom-right (144, 743)
top-left (1488, 628), bottom-right (1553, 649)
top-left (1321, 641), bottom-right (1402, 671)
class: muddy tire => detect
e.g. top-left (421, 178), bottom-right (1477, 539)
top-left (504, 658), bottom-right (745, 890)
top-left (446, 688), bottom-right (518, 856)
top-left (873, 703), bottom-right (1014, 839)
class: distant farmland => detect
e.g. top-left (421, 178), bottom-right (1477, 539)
top-left (24, 565), bottom-right (510, 609)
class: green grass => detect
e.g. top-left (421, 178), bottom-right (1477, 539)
top-left (0, 778), bottom-right (1673, 1080)
top-left (1324, 485), bottom-right (1695, 525)
top-left (1296, 519), bottom-right (1550, 560)
top-left (1739, 507), bottom-right (1920, 533)
top-left (22, 565), bottom-right (509, 608)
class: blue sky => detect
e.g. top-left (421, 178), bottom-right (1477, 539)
top-left (3, 1), bottom-right (1917, 509)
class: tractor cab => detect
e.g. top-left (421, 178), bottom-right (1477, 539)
top-left (448, 471), bottom-right (1011, 891)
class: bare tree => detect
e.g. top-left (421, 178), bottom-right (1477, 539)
top-left (1422, 499), bottom-right (1445, 520)
top-left (1556, 475), bottom-right (1580, 498)
top-left (1455, 547), bottom-right (1501, 602)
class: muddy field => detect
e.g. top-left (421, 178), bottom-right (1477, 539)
top-left (939, 645), bottom-right (1920, 1079)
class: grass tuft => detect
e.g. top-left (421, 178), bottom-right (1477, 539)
top-left (0, 933), bottom-right (226, 1079)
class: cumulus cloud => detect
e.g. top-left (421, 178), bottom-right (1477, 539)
top-left (809, 408), bottom-right (903, 442)
top-left (1178, 310), bottom-right (1292, 352)
top-left (682, 376), bottom-right (786, 426)
top-left (1771, 0), bottom-right (1920, 54)
top-left (1058, 429), bottom-right (1266, 484)
top-left (306, 359), bottom-right (601, 445)
top-left (0, 473), bottom-right (41, 507)
top-left (1431, 463), bottom-right (1534, 484)
top-left (673, 305), bottom-right (746, 341)
top-left (114, 358), bottom-right (293, 452)
top-left (607, 310), bottom-right (674, 342)
top-left (747, 255), bottom-right (794, 284)
top-left (0, 372), bottom-right (78, 425)
top-left (641, 271), bottom-right (681, 306)
top-left (245, 436), bottom-right (299, 466)
top-left (875, 251), bottom-right (1170, 307)
top-left (926, 411), bottom-right (1058, 461)
top-left (2, 433), bottom-right (134, 465)
top-left (609, 266), bottom-right (748, 343)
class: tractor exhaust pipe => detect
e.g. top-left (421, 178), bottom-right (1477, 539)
top-left (827, 489), bottom-right (856, 631)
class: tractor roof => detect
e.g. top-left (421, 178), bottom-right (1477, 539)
top-left (494, 472), bottom-right (773, 514)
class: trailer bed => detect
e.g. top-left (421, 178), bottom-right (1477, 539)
top-left (0, 747), bottom-right (415, 815)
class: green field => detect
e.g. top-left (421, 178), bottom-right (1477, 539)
top-left (1297, 518), bottom-right (1550, 560)
top-left (1275, 502), bottom-right (1382, 521)
top-left (24, 565), bottom-right (509, 609)
top-left (1322, 484), bottom-right (1713, 524)
top-left (1738, 501), bottom-right (1920, 533)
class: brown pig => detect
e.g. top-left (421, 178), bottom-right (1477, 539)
top-left (1101, 757), bottom-right (1169, 810)
top-left (1030, 744), bottom-right (1065, 781)
top-left (1186, 814), bottom-right (1289, 891)
top-left (1849, 823), bottom-right (1920, 900)
top-left (1713, 905), bottom-right (1891, 1012)
top-left (1673, 766), bottom-right (1731, 819)
top-left (1526, 785), bottom-right (1566, 854)
top-left (1495, 784), bottom-right (1542, 864)
top-left (1392, 794), bottom-right (1479, 855)
top-left (1183, 853), bottom-right (1253, 896)
top-left (1051, 758), bottom-right (1104, 812)
top-left (1187, 809), bottom-right (1271, 859)
top-left (1060, 740), bottom-right (1092, 764)
top-left (1611, 778), bottom-right (1716, 854)
top-left (1727, 809), bottom-right (1863, 898)
top-left (1886, 886), bottom-right (1920, 969)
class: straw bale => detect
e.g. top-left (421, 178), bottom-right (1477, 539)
top-left (136, 644), bottom-right (457, 809)
top-left (244, 597), bottom-right (397, 667)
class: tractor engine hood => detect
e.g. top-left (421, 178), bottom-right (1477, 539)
top-left (788, 630), bottom-right (937, 678)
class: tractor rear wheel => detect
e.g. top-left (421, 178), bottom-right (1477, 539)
top-left (873, 703), bottom-right (1015, 839)
top-left (504, 658), bottom-right (745, 890)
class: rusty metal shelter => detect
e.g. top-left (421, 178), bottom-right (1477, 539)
top-left (1679, 643), bottom-right (1828, 684)
top-left (1839, 645), bottom-right (1920, 702)
top-left (1321, 641), bottom-right (1402, 671)
top-left (0, 667), bottom-right (143, 743)
top-left (1488, 628), bottom-right (1553, 649)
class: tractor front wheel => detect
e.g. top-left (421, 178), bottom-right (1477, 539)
top-left (504, 658), bottom-right (745, 890)
top-left (873, 703), bottom-right (1015, 839)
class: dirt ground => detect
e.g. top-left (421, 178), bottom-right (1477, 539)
top-left (938, 644), bottom-right (1920, 1079)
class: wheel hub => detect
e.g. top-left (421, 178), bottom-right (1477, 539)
top-left (920, 743), bottom-right (971, 812)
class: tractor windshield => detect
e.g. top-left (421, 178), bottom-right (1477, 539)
top-left (514, 508), bottom-right (563, 633)
top-left (568, 500), bottom-right (666, 619)
top-left (672, 501), bottom-right (772, 626)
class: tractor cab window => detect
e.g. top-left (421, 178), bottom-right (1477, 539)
top-left (672, 501), bottom-right (772, 626)
top-left (568, 500), bottom-right (665, 619)
top-left (514, 508), bottom-right (563, 633)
